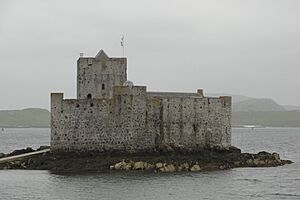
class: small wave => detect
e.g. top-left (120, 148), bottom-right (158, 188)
top-left (269, 193), bottom-right (300, 198)
top-left (236, 178), bottom-right (263, 183)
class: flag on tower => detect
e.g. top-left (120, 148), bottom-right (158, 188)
top-left (120, 35), bottom-right (124, 47)
top-left (120, 35), bottom-right (125, 56)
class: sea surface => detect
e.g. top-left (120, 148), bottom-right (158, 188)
top-left (0, 127), bottom-right (299, 200)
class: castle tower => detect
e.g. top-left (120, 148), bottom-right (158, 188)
top-left (77, 50), bottom-right (127, 99)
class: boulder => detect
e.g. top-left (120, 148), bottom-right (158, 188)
top-left (114, 160), bottom-right (129, 170)
top-left (155, 163), bottom-right (163, 169)
top-left (145, 163), bottom-right (155, 170)
top-left (177, 165), bottom-right (183, 171)
top-left (272, 152), bottom-right (280, 161)
top-left (181, 163), bottom-right (189, 171)
top-left (164, 164), bottom-right (176, 172)
top-left (190, 164), bottom-right (201, 172)
top-left (159, 167), bottom-right (165, 172)
top-left (133, 161), bottom-right (145, 170)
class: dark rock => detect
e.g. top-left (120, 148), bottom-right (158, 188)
top-left (257, 151), bottom-right (270, 156)
top-left (272, 152), bottom-right (280, 161)
top-left (0, 147), bottom-right (293, 172)
top-left (228, 146), bottom-right (242, 154)
top-left (37, 146), bottom-right (50, 151)
top-left (10, 147), bottom-right (35, 156)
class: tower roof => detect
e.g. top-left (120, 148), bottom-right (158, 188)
top-left (95, 49), bottom-right (109, 61)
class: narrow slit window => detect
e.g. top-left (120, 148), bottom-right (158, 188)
top-left (102, 84), bottom-right (105, 90)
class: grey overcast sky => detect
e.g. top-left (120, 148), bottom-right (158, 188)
top-left (0, 0), bottom-right (300, 110)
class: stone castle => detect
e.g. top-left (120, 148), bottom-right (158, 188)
top-left (51, 50), bottom-right (232, 153)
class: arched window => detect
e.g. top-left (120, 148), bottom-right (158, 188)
top-left (87, 94), bottom-right (92, 99)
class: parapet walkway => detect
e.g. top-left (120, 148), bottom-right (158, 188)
top-left (0, 149), bottom-right (50, 164)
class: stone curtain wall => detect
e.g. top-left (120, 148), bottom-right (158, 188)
top-left (51, 86), bottom-right (156, 153)
top-left (111, 86), bottom-right (156, 152)
top-left (156, 95), bottom-right (231, 150)
top-left (51, 87), bottom-right (231, 153)
top-left (51, 93), bottom-right (112, 152)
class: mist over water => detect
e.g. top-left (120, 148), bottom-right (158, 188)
top-left (0, 128), bottom-right (299, 200)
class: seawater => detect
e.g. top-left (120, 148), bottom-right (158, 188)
top-left (0, 128), bottom-right (299, 200)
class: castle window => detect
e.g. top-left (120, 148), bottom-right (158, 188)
top-left (87, 94), bottom-right (92, 99)
top-left (102, 84), bottom-right (105, 90)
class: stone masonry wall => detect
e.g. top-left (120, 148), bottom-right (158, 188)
top-left (51, 87), bottom-right (231, 153)
top-left (153, 95), bottom-right (231, 150)
top-left (51, 86), bottom-right (156, 153)
top-left (77, 56), bottom-right (127, 99)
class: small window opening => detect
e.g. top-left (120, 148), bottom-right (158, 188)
top-left (87, 94), bottom-right (92, 99)
top-left (193, 124), bottom-right (197, 132)
top-left (102, 84), bottom-right (105, 90)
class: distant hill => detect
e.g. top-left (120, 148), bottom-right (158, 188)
top-left (283, 105), bottom-right (300, 111)
top-left (0, 108), bottom-right (50, 128)
top-left (233, 98), bottom-right (286, 112)
top-left (233, 111), bottom-right (300, 127)
top-left (208, 93), bottom-right (294, 112)
top-left (206, 93), bottom-right (300, 126)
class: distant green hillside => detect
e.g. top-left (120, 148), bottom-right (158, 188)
top-left (0, 108), bottom-right (50, 128)
top-left (233, 111), bottom-right (300, 127)
top-left (233, 98), bottom-right (285, 112)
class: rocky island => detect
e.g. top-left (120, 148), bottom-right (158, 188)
top-left (0, 146), bottom-right (292, 173)
top-left (0, 49), bottom-right (292, 173)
